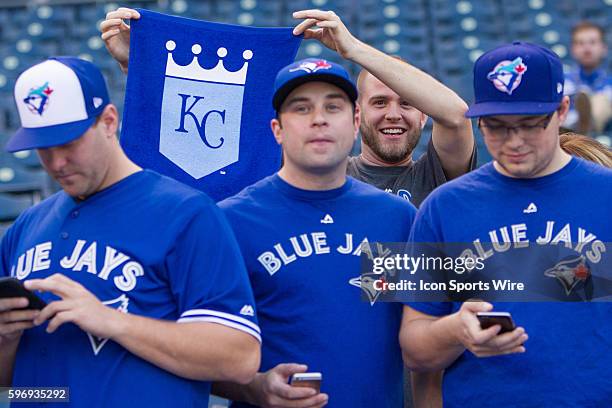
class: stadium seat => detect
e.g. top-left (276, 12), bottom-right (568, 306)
top-left (0, 192), bottom-right (30, 222)
top-left (0, 163), bottom-right (48, 203)
top-left (0, 94), bottom-right (19, 132)
top-left (10, 150), bottom-right (42, 170)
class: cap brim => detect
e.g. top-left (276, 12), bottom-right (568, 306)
top-left (273, 73), bottom-right (358, 111)
top-left (5, 116), bottom-right (96, 153)
top-left (465, 101), bottom-right (561, 118)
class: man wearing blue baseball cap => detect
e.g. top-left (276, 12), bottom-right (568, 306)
top-left (212, 56), bottom-right (418, 407)
top-left (0, 57), bottom-right (261, 406)
top-left (400, 42), bottom-right (612, 406)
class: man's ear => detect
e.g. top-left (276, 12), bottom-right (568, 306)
top-left (419, 113), bottom-right (429, 130)
top-left (557, 96), bottom-right (571, 123)
top-left (271, 117), bottom-right (283, 146)
top-left (99, 104), bottom-right (119, 137)
top-left (353, 104), bottom-right (361, 141)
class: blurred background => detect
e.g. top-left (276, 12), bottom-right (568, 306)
top-left (0, 0), bottom-right (610, 255)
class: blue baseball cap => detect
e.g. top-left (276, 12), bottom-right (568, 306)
top-left (6, 57), bottom-right (110, 153)
top-left (465, 42), bottom-right (564, 118)
top-left (272, 58), bottom-right (358, 112)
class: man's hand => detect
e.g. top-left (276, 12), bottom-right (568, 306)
top-left (0, 297), bottom-right (38, 343)
top-left (100, 7), bottom-right (141, 73)
top-left (251, 363), bottom-right (328, 408)
top-left (25, 274), bottom-right (125, 338)
top-left (292, 10), bottom-right (361, 60)
top-left (453, 302), bottom-right (527, 357)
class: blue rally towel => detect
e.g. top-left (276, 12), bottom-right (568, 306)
top-left (121, 9), bottom-right (301, 201)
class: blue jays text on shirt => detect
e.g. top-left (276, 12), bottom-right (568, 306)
top-left (257, 231), bottom-right (382, 275)
top-left (10, 239), bottom-right (143, 291)
top-left (257, 221), bottom-right (606, 276)
top-left (460, 221), bottom-right (605, 264)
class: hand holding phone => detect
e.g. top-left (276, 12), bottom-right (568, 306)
top-left (290, 372), bottom-right (322, 393)
top-left (455, 302), bottom-right (527, 358)
top-left (476, 311), bottom-right (516, 334)
top-left (0, 277), bottom-right (47, 310)
top-left (254, 364), bottom-right (327, 407)
top-left (0, 278), bottom-right (43, 341)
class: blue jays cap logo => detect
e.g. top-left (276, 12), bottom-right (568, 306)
top-left (544, 255), bottom-right (591, 296)
top-left (289, 59), bottom-right (332, 74)
top-left (487, 57), bottom-right (527, 95)
top-left (23, 81), bottom-right (54, 115)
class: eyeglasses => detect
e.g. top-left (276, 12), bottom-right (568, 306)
top-left (478, 113), bottom-right (555, 141)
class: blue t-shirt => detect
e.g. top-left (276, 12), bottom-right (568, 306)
top-left (408, 158), bottom-right (612, 407)
top-left (220, 174), bottom-right (417, 408)
top-left (0, 170), bottom-right (260, 408)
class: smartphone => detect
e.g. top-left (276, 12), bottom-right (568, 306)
top-left (290, 372), bottom-right (322, 393)
top-left (0, 277), bottom-right (47, 310)
top-left (476, 311), bottom-right (516, 334)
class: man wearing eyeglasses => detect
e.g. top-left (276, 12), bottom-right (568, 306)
top-left (399, 42), bottom-right (612, 406)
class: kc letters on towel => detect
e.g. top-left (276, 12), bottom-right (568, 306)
top-left (121, 9), bottom-right (301, 201)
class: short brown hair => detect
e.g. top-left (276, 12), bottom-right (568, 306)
top-left (571, 21), bottom-right (606, 44)
top-left (560, 132), bottom-right (612, 168)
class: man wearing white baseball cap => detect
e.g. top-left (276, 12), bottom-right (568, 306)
top-left (0, 57), bottom-right (261, 407)
top-left (6, 57), bottom-right (111, 153)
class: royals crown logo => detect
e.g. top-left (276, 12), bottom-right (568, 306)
top-left (160, 41), bottom-right (254, 179)
top-left (164, 40), bottom-right (253, 85)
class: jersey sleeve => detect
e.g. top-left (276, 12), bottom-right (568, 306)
top-left (165, 201), bottom-right (261, 343)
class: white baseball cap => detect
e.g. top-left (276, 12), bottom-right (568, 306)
top-left (6, 56), bottom-right (110, 152)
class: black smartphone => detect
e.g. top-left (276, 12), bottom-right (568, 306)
top-left (476, 311), bottom-right (516, 334)
top-left (0, 277), bottom-right (47, 310)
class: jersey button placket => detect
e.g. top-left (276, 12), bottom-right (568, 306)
top-left (62, 204), bottom-right (81, 239)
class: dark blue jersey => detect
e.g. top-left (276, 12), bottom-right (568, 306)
top-left (1, 170), bottom-right (260, 407)
top-left (408, 158), bottom-right (612, 407)
top-left (220, 174), bottom-right (417, 408)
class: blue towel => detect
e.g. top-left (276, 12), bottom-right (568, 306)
top-left (121, 9), bottom-right (301, 201)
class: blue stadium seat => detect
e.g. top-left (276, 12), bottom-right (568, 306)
top-left (78, 4), bottom-right (104, 23)
top-left (10, 150), bottom-right (42, 170)
top-left (554, 0), bottom-right (578, 15)
top-left (361, 1), bottom-right (427, 25)
top-left (0, 94), bottom-right (19, 132)
top-left (188, 2), bottom-right (214, 19)
top-left (0, 163), bottom-right (48, 203)
top-left (0, 21), bottom-right (22, 43)
top-left (0, 192), bottom-right (30, 222)
top-left (296, 40), bottom-right (343, 63)
top-left (68, 22), bottom-right (99, 40)
top-left (46, 6), bottom-right (78, 24)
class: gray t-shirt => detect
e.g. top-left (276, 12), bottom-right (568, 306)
top-left (347, 139), bottom-right (477, 207)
